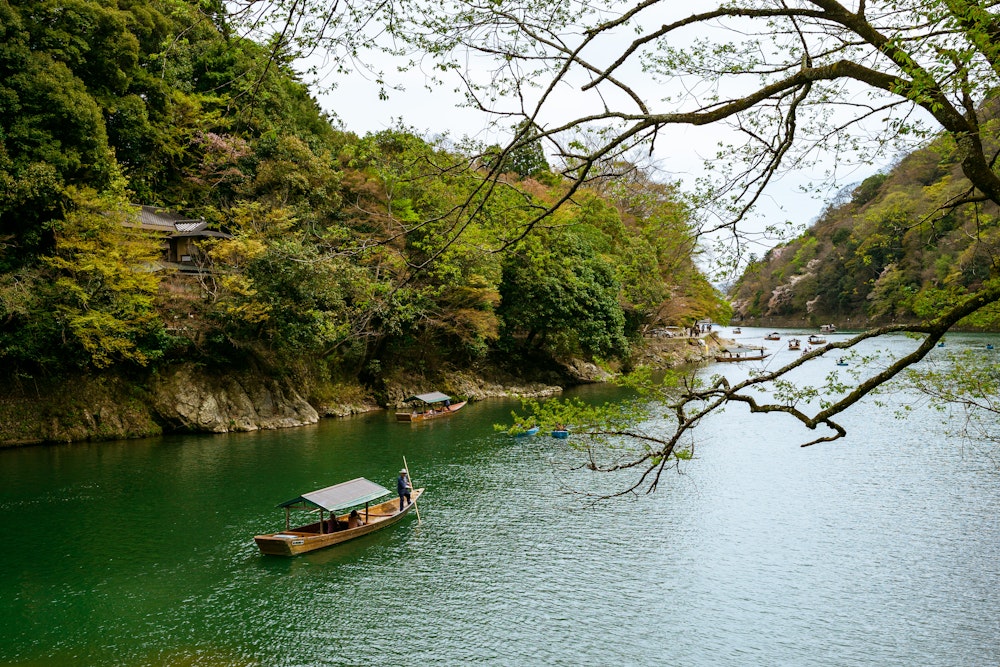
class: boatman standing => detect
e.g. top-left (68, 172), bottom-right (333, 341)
top-left (397, 469), bottom-right (412, 512)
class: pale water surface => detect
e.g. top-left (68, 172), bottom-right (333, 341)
top-left (0, 329), bottom-right (998, 666)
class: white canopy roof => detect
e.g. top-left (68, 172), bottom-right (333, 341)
top-left (278, 477), bottom-right (391, 512)
top-left (407, 391), bottom-right (451, 403)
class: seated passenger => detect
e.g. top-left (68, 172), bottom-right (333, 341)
top-left (348, 510), bottom-right (365, 529)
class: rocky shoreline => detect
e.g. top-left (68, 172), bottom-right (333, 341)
top-left (0, 336), bottom-right (721, 447)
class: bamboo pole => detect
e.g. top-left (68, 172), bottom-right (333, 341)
top-left (403, 456), bottom-right (421, 525)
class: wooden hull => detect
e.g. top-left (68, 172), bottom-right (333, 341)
top-left (395, 401), bottom-right (467, 422)
top-left (715, 354), bottom-right (768, 362)
top-left (255, 488), bottom-right (423, 556)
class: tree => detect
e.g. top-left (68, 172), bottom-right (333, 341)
top-left (486, 121), bottom-right (551, 179)
top-left (499, 231), bottom-right (629, 359)
top-left (229, 0), bottom-right (1000, 493)
top-left (36, 183), bottom-right (166, 369)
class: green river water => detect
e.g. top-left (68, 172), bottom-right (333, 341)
top-left (1, 329), bottom-right (998, 666)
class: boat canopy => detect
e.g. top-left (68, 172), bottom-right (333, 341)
top-left (406, 391), bottom-right (451, 404)
top-left (278, 477), bottom-right (391, 512)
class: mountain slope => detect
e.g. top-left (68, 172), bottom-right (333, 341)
top-left (730, 109), bottom-right (1000, 328)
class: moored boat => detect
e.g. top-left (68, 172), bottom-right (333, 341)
top-left (820, 324), bottom-right (837, 333)
top-left (395, 391), bottom-right (466, 422)
top-left (715, 346), bottom-right (769, 362)
top-left (254, 477), bottom-right (423, 556)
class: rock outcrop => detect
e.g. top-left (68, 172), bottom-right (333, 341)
top-left (149, 366), bottom-right (319, 433)
top-left (0, 365), bottom-right (323, 446)
top-left (0, 336), bottom-right (721, 447)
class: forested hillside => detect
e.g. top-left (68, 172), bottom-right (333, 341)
top-left (0, 0), bottom-right (725, 415)
top-left (730, 105), bottom-right (1000, 329)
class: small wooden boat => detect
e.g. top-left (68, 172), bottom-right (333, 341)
top-left (732, 327), bottom-right (742, 334)
top-left (715, 346), bottom-right (769, 362)
top-left (551, 429), bottom-right (569, 439)
top-left (808, 334), bottom-right (827, 345)
top-left (395, 391), bottom-right (466, 422)
top-left (764, 332), bottom-right (781, 341)
top-left (820, 324), bottom-right (837, 333)
top-left (788, 338), bottom-right (801, 350)
top-left (255, 477), bottom-right (423, 556)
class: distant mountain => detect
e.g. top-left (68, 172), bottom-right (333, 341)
top-left (730, 105), bottom-right (1000, 329)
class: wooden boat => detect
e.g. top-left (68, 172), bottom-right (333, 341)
top-left (732, 327), bottom-right (742, 334)
top-left (255, 477), bottom-right (423, 556)
top-left (808, 334), bottom-right (827, 345)
top-left (820, 324), bottom-right (837, 333)
top-left (715, 346), bottom-right (769, 362)
top-left (764, 332), bottom-right (781, 340)
top-left (788, 338), bottom-right (801, 350)
top-left (395, 391), bottom-right (466, 422)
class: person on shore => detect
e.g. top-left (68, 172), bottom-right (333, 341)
top-left (397, 469), bottom-right (412, 511)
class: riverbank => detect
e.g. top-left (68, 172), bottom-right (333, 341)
top-left (0, 336), bottom-right (721, 447)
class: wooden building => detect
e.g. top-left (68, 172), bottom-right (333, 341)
top-left (124, 205), bottom-right (231, 273)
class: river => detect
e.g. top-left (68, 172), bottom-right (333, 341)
top-left (1, 329), bottom-right (998, 666)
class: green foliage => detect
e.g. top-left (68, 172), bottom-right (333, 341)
top-left (506, 121), bottom-right (550, 178)
top-left (483, 121), bottom-right (551, 179)
top-left (36, 184), bottom-right (166, 369)
top-left (851, 173), bottom-right (889, 207)
top-left (731, 121), bottom-right (1000, 326)
top-left (790, 236), bottom-right (819, 273)
top-left (499, 230), bottom-right (628, 359)
top-left (0, 0), bottom-right (719, 384)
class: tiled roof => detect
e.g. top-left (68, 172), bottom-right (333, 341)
top-left (133, 205), bottom-right (204, 232)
